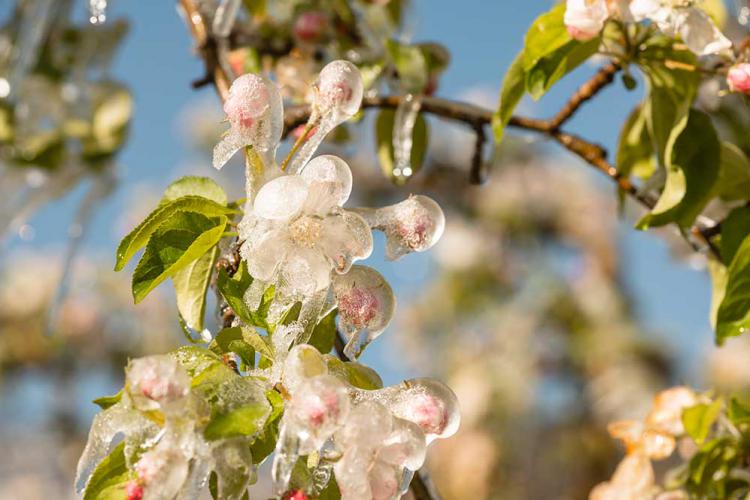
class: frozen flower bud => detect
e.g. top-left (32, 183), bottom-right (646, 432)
top-left (332, 265), bottom-right (395, 359)
top-left (378, 418), bottom-right (427, 471)
top-left (134, 443), bottom-right (189, 498)
top-left (289, 375), bottom-right (350, 435)
top-left (283, 490), bottom-right (308, 500)
top-left (293, 11), bottom-right (328, 43)
top-left (125, 481), bottom-right (143, 500)
top-left (315, 60), bottom-right (363, 121)
top-left (213, 73), bottom-right (283, 170)
top-left (564, 0), bottom-right (608, 41)
top-left (384, 378), bottom-right (460, 442)
top-left (728, 63), bottom-right (750, 94)
top-left (126, 355), bottom-right (190, 412)
top-left (358, 195), bottom-right (446, 260)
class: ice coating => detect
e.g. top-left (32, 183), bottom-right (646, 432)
top-left (358, 378), bottom-right (460, 443)
top-left (286, 61), bottom-right (363, 174)
top-left (282, 344), bottom-right (329, 394)
top-left (239, 164), bottom-right (373, 328)
top-left (126, 355), bottom-right (190, 414)
top-left (391, 93), bottom-right (422, 182)
top-left (332, 265), bottom-right (395, 359)
top-left (213, 74), bottom-right (283, 170)
top-left (333, 400), bottom-right (429, 500)
top-left (272, 374), bottom-right (350, 494)
top-left (356, 195), bottom-right (446, 260)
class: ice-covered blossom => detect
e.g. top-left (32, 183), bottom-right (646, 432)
top-left (77, 354), bottom-right (270, 500)
top-left (238, 155), bottom-right (373, 309)
top-left (728, 63), bottom-right (750, 94)
top-left (629, 0), bottom-right (732, 56)
top-left (213, 73), bottom-right (283, 170)
top-left (565, 0), bottom-right (609, 41)
top-left (271, 345), bottom-right (459, 499)
top-left (332, 265), bottom-right (396, 359)
top-left (355, 195), bottom-right (446, 260)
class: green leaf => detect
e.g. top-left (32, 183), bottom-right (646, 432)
top-left (385, 39), bottom-right (428, 92)
top-left (728, 397), bottom-right (750, 425)
top-left (319, 475), bottom-right (342, 500)
top-left (115, 196), bottom-right (235, 271)
top-left (683, 398), bottom-right (723, 444)
top-left (173, 245), bottom-right (218, 331)
top-left (92, 390), bottom-right (123, 410)
top-left (204, 402), bottom-right (270, 441)
top-left (717, 235), bottom-right (750, 342)
top-left (721, 206), bottom-right (750, 264)
top-left (375, 109), bottom-right (428, 185)
top-left (617, 105), bottom-right (656, 180)
top-left (492, 52), bottom-right (526, 145)
top-left (132, 211), bottom-right (227, 303)
top-left (216, 262), bottom-right (276, 329)
top-left (309, 308), bottom-right (338, 354)
top-left (637, 109), bottom-right (719, 229)
top-left (82, 442), bottom-right (130, 500)
top-left (521, 4), bottom-right (571, 72)
top-left (249, 391), bottom-right (285, 465)
top-left (708, 258), bottom-right (728, 330)
top-left (324, 356), bottom-right (383, 390)
top-left (161, 176), bottom-right (228, 206)
top-left (715, 142), bottom-right (750, 201)
top-left (525, 37), bottom-right (599, 100)
top-left (210, 326), bottom-right (263, 368)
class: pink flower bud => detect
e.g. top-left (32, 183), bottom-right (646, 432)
top-left (283, 490), bottom-right (308, 500)
top-left (316, 60), bottom-right (363, 118)
top-left (728, 63), bottom-right (750, 94)
top-left (223, 74), bottom-right (271, 130)
top-left (293, 11), bottom-right (328, 43)
top-left (567, 25), bottom-right (599, 41)
top-left (338, 287), bottom-right (380, 329)
top-left (126, 481), bottom-right (143, 500)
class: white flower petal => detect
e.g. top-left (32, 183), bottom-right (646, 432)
top-left (253, 175), bottom-right (309, 220)
top-left (244, 229), bottom-right (291, 282)
top-left (678, 8), bottom-right (732, 56)
top-left (300, 154), bottom-right (353, 211)
top-left (277, 247), bottom-right (332, 296)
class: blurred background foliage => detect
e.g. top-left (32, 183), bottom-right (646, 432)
top-left (5, 0), bottom-right (750, 499)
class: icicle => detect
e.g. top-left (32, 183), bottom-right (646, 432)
top-left (89, 0), bottom-right (108, 25)
top-left (285, 61), bottom-right (363, 175)
top-left (46, 170), bottom-right (116, 336)
top-left (391, 93), bottom-right (422, 182)
top-left (212, 0), bottom-right (241, 37)
top-left (8, 0), bottom-right (55, 98)
top-left (272, 424), bottom-right (300, 495)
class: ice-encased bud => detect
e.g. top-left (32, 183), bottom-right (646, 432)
top-left (213, 74), bottom-right (283, 170)
top-left (287, 375), bottom-right (351, 451)
top-left (283, 344), bottom-right (329, 394)
top-left (212, 439), bottom-right (256, 500)
top-left (358, 195), bottom-right (445, 260)
top-left (300, 155), bottom-right (353, 211)
top-left (126, 355), bottom-right (190, 413)
top-left (315, 60), bottom-right (364, 121)
top-left (364, 378), bottom-right (460, 443)
top-left (134, 439), bottom-right (190, 499)
top-left (332, 265), bottom-right (395, 359)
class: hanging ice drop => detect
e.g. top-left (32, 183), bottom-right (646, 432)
top-left (89, 0), bottom-right (107, 25)
top-left (391, 93), bottom-right (422, 182)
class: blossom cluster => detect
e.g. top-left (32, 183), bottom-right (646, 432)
top-left (217, 59), bottom-right (444, 358)
top-left (271, 343), bottom-right (459, 499)
top-left (590, 386), bottom-right (699, 499)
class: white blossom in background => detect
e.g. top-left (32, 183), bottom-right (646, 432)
top-left (628, 0), bottom-right (732, 56)
top-left (589, 386), bottom-right (699, 499)
top-left (565, 0), bottom-right (609, 40)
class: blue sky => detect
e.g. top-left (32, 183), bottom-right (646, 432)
top-left (12, 0), bottom-right (716, 384)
